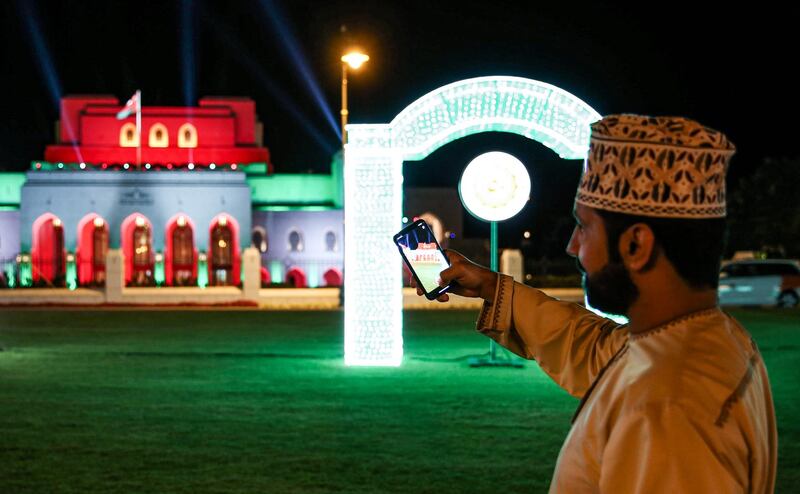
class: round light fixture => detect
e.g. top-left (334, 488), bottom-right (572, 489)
top-left (459, 151), bottom-right (531, 222)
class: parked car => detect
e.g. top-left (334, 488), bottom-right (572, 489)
top-left (718, 259), bottom-right (800, 307)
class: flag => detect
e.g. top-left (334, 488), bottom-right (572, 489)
top-left (116, 91), bottom-right (140, 120)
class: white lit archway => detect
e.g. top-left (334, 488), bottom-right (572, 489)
top-left (344, 76), bottom-right (601, 366)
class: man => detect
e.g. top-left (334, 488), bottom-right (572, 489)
top-left (417, 115), bottom-right (777, 492)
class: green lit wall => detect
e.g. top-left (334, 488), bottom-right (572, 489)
top-left (247, 174), bottom-right (337, 208)
top-left (0, 173), bottom-right (26, 207)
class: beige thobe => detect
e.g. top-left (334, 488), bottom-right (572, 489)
top-left (477, 274), bottom-right (777, 493)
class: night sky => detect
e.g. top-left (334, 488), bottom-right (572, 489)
top-left (2, 1), bottom-right (797, 245)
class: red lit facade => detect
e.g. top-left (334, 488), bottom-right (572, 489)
top-left (45, 95), bottom-right (271, 170)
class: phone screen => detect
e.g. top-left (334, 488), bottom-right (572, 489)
top-left (394, 220), bottom-right (450, 297)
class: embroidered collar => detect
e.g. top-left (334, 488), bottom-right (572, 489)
top-left (628, 307), bottom-right (722, 341)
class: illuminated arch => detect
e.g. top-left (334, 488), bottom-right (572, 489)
top-left (119, 122), bottom-right (139, 147)
top-left (178, 123), bottom-right (198, 148)
top-left (324, 230), bottom-right (338, 252)
top-left (285, 266), bottom-right (307, 288)
top-left (323, 267), bottom-right (342, 287)
top-left (251, 226), bottom-right (268, 253)
top-left (287, 229), bottom-right (304, 253)
top-left (121, 213), bottom-right (154, 285)
top-left (208, 214), bottom-right (241, 286)
top-left (148, 123), bottom-right (169, 148)
top-left (31, 213), bottom-right (66, 286)
top-left (165, 213), bottom-right (198, 286)
top-left (344, 75), bottom-right (601, 366)
top-left (76, 213), bottom-right (108, 286)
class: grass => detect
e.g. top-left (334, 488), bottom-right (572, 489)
top-left (0, 308), bottom-right (798, 493)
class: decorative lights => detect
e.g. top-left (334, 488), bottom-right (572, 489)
top-left (93, 217), bottom-right (104, 228)
top-left (344, 76), bottom-right (600, 366)
top-left (135, 216), bottom-right (145, 227)
top-left (459, 152), bottom-right (530, 222)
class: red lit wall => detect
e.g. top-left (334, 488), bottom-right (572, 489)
top-left (45, 95), bottom-right (271, 169)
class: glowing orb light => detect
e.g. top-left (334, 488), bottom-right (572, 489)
top-left (459, 152), bottom-right (530, 222)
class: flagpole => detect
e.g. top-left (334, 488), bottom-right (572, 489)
top-left (135, 90), bottom-right (142, 169)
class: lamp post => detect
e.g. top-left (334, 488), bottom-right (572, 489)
top-left (340, 51), bottom-right (369, 147)
top-left (459, 151), bottom-right (531, 368)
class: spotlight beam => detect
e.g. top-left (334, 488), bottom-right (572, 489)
top-left (256, 0), bottom-right (342, 141)
top-left (180, 0), bottom-right (197, 107)
top-left (17, 0), bottom-right (83, 163)
top-left (205, 19), bottom-right (336, 156)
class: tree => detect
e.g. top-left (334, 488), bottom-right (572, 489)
top-left (727, 157), bottom-right (800, 258)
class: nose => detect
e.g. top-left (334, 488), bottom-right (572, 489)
top-left (566, 226), bottom-right (579, 258)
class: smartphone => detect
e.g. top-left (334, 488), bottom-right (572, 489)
top-left (393, 219), bottom-right (451, 300)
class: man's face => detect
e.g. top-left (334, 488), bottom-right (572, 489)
top-left (566, 204), bottom-right (639, 316)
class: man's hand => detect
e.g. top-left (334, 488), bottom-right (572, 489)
top-left (409, 250), bottom-right (498, 303)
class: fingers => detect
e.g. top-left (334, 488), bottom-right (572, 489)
top-left (437, 293), bottom-right (449, 303)
top-left (439, 264), bottom-right (457, 285)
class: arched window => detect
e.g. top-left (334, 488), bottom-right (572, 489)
top-left (119, 122), bottom-right (139, 147)
top-left (31, 214), bottom-right (66, 286)
top-left (92, 219), bottom-right (108, 285)
top-left (252, 227), bottom-right (268, 253)
top-left (172, 218), bottom-right (195, 286)
top-left (148, 123), bottom-right (169, 148)
top-left (133, 225), bottom-right (151, 268)
top-left (178, 123), bottom-right (198, 148)
top-left (288, 230), bottom-right (304, 253)
top-left (325, 231), bottom-right (337, 252)
top-left (52, 220), bottom-right (65, 286)
top-left (210, 222), bottom-right (234, 286)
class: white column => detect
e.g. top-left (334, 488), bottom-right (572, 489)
top-left (344, 124), bottom-right (404, 366)
top-left (241, 247), bottom-right (261, 302)
top-left (500, 249), bottom-right (525, 283)
top-left (105, 249), bottom-right (124, 303)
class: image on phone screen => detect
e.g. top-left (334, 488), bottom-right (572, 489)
top-left (394, 220), bottom-right (450, 298)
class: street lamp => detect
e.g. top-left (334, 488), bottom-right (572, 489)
top-left (341, 51), bottom-right (369, 146)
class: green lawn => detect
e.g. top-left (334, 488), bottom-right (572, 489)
top-left (0, 308), bottom-right (797, 493)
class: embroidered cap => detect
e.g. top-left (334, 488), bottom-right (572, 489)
top-left (575, 114), bottom-right (736, 218)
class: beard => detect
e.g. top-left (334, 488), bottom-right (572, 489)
top-left (580, 261), bottom-right (639, 317)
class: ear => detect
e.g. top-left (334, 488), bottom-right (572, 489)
top-left (617, 223), bottom-right (656, 272)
